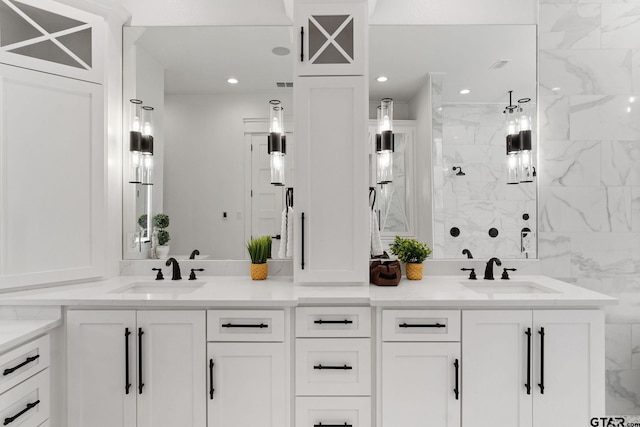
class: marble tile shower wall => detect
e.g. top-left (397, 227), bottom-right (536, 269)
top-left (433, 103), bottom-right (536, 259)
top-left (538, 0), bottom-right (640, 414)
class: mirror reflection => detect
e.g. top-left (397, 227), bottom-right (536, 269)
top-left (369, 25), bottom-right (537, 259)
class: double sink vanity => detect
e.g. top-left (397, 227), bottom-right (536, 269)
top-left (0, 270), bottom-right (615, 427)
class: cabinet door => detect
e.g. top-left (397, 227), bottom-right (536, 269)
top-left (207, 342), bottom-right (287, 427)
top-left (137, 311), bottom-right (206, 427)
top-left (67, 310), bottom-right (136, 427)
top-left (295, 1), bottom-right (366, 76)
top-left (0, 63), bottom-right (104, 289)
top-left (381, 342), bottom-right (460, 427)
top-left (294, 76), bottom-right (368, 283)
top-left (462, 311), bottom-right (532, 427)
top-left (532, 310), bottom-right (604, 427)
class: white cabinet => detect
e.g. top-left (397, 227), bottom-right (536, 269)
top-left (295, 1), bottom-right (366, 76)
top-left (0, 62), bottom-right (105, 289)
top-left (380, 309), bottom-right (461, 427)
top-left (462, 310), bottom-right (604, 427)
top-left (293, 76), bottom-right (368, 284)
top-left (67, 310), bottom-right (206, 427)
top-left (381, 343), bottom-right (460, 427)
top-left (207, 343), bottom-right (286, 427)
top-left (207, 310), bottom-right (288, 427)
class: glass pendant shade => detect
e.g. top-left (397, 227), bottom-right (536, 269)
top-left (267, 100), bottom-right (286, 186)
top-left (140, 106), bottom-right (154, 185)
top-left (504, 102), bottom-right (520, 185)
top-left (141, 153), bottom-right (153, 185)
top-left (518, 98), bottom-right (533, 183)
top-left (507, 152), bottom-right (520, 184)
top-left (376, 99), bottom-right (394, 184)
top-left (128, 99), bottom-right (143, 184)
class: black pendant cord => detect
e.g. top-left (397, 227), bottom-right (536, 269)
top-left (525, 328), bottom-right (531, 395)
top-left (538, 327), bottom-right (545, 394)
top-left (3, 354), bottom-right (40, 376)
top-left (124, 328), bottom-right (131, 394)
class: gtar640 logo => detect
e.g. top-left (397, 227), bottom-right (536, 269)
top-left (590, 417), bottom-right (627, 427)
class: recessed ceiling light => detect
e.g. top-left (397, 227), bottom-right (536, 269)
top-left (627, 106), bottom-right (632, 113)
top-left (630, 96), bottom-right (635, 103)
top-left (272, 47), bottom-right (290, 56)
top-left (227, 78), bottom-right (238, 84)
top-left (551, 87), bottom-right (561, 91)
top-left (376, 76), bottom-right (388, 82)
top-left (459, 89), bottom-right (470, 95)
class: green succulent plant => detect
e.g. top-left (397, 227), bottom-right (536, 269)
top-left (138, 214), bottom-right (148, 229)
top-left (389, 236), bottom-right (432, 264)
top-left (247, 235), bottom-right (272, 264)
top-left (153, 213), bottom-right (170, 246)
top-left (157, 229), bottom-right (170, 246)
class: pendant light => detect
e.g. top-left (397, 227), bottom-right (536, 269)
top-left (128, 99), bottom-right (143, 184)
top-left (140, 106), bottom-right (154, 185)
top-left (267, 100), bottom-right (286, 186)
top-left (504, 91), bottom-right (520, 185)
top-left (517, 98), bottom-right (534, 183)
top-left (376, 98), bottom-right (394, 184)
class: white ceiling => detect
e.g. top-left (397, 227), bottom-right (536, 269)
top-left (131, 24), bottom-right (536, 104)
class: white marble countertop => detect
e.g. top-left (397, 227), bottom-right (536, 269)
top-left (0, 319), bottom-right (61, 353)
top-left (0, 275), bottom-right (617, 308)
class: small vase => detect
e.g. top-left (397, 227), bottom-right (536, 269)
top-left (250, 263), bottom-right (268, 280)
top-left (156, 245), bottom-right (170, 259)
top-left (406, 263), bottom-right (423, 280)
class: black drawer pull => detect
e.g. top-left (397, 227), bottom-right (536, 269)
top-left (399, 322), bottom-right (445, 328)
top-left (209, 359), bottom-right (215, 399)
top-left (453, 358), bottom-right (460, 400)
top-left (301, 212), bottom-right (305, 270)
top-left (538, 327), bottom-right (545, 394)
top-left (221, 323), bottom-right (268, 329)
top-left (314, 319), bottom-right (353, 325)
top-left (313, 364), bottom-right (352, 370)
top-left (525, 328), bottom-right (531, 395)
top-left (314, 424), bottom-right (351, 427)
top-left (138, 328), bottom-right (144, 394)
top-left (3, 355), bottom-right (40, 376)
top-left (125, 328), bottom-right (131, 394)
top-left (4, 400), bottom-right (40, 425)
top-left (300, 26), bottom-right (305, 62)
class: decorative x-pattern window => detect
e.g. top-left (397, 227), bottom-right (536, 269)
top-left (0, 0), bottom-right (92, 70)
top-left (308, 14), bottom-right (354, 65)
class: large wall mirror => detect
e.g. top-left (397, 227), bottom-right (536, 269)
top-left (122, 26), bottom-right (295, 260)
top-left (122, 24), bottom-right (537, 261)
top-left (369, 25), bottom-right (538, 260)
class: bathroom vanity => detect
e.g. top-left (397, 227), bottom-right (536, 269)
top-left (0, 275), bottom-right (614, 427)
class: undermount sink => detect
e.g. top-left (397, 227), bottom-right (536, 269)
top-left (111, 281), bottom-right (205, 295)
top-left (460, 281), bottom-right (560, 295)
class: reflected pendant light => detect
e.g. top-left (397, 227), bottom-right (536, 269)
top-left (376, 98), bottom-right (394, 184)
top-left (504, 91), bottom-right (520, 185)
top-left (267, 100), bottom-right (286, 186)
top-left (128, 99), bottom-right (143, 184)
top-left (517, 98), bottom-right (534, 183)
top-left (140, 106), bottom-right (154, 186)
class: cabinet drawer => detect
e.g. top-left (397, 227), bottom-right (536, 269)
top-left (382, 310), bottom-right (460, 342)
top-left (296, 338), bottom-right (371, 396)
top-left (207, 310), bottom-right (284, 342)
top-left (296, 307), bottom-right (370, 338)
top-left (296, 397), bottom-right (370, 427)
top-left (0, 369), bottom-right (49, 427)
top-left (0, 335), bottom-right (49, 394)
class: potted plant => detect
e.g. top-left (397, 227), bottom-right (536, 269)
top-left (246, 235), bottom-right (272, 280)
top-left (153, 213), bottom-right (171, 259)
top-left (389, 236), bottom-right (432, 280)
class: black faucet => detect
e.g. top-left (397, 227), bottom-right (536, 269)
top-left (189, 249), bottom-right (200, 260)
top-left (462, 249), bottom-right (473, 259)
top-left (484, 257), bottom-right (502, 280)
top-left (165, 257), bottom-right (182, 280)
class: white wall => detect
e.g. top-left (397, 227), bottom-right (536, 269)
top-left (163, 92), bottom-right (293, 259)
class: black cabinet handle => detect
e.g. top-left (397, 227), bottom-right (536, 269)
top-left (138, 328), bottom-right (144, 394)
top-left (125, 328), bottom-right (131, 394)
top-left (313, 364), bottom-right (352, 370)
top-left (453, 358), bottom-right (460, 400)
top-left (221, 323), bottom-right (268, 329)
top-left (3, 400), bottom-right (40, 425)
top-left (301, 212), bottom-right (305, 270)
top-left (209, 359), bottom-right (215, 399)
top-left (525, 328), bottom-right (531, 395)
top-left (538, 327), bottom-right (545, 394)
top-left (314, 424), bottom-right (351, 427)
top-left (399, 322), bottom-right (445, 328)
top-left (3, 354), bottom-right (40, 376)
top-left (314, 319), bottom-right (353, 325)
top-left (300, 26), bottom-right (305, 62)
